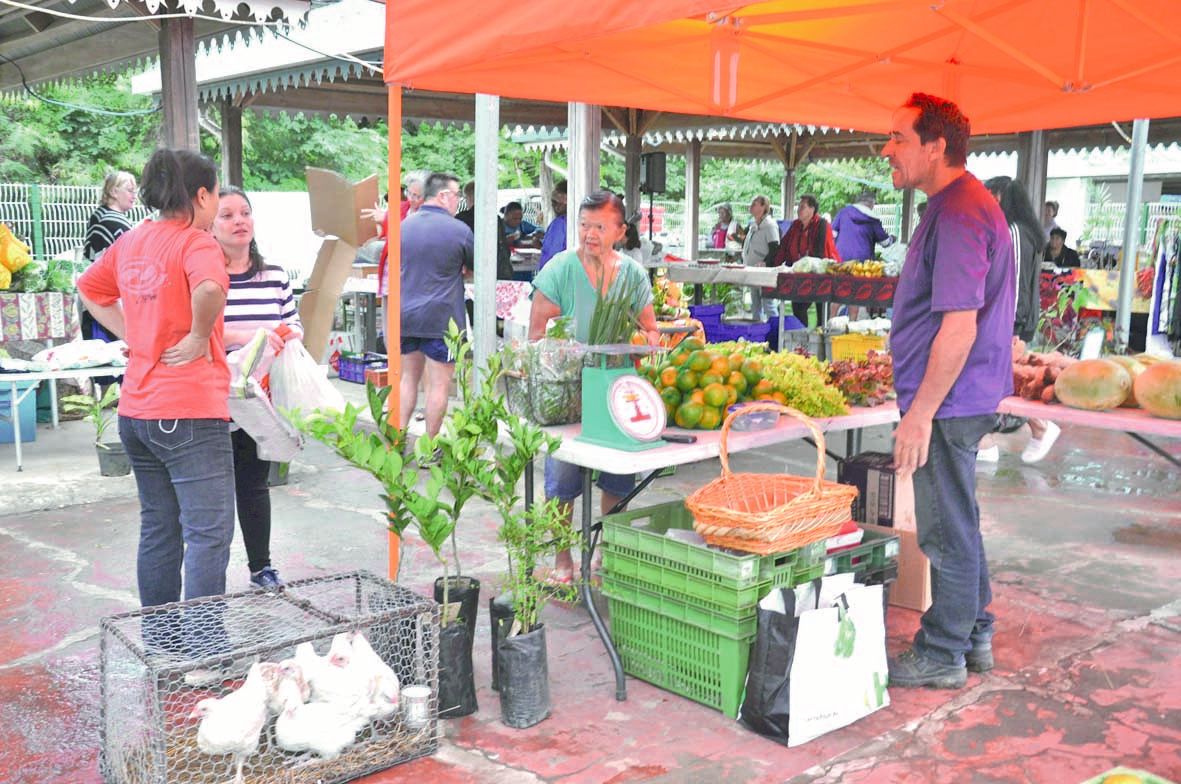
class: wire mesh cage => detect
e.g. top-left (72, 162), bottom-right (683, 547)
top-left (100, 571), bottom-right (439, 784)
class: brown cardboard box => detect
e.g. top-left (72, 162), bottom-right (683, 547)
top-left (300, 168), bottom-right (382, 363)
top-left (299, 239), bottom-right (357, 364)
top-left (863, 521), bottom-right (931, 612)
top-left (305, 168), bottom-right (379, 246)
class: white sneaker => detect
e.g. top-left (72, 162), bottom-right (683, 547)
top-left (976, 445), bottom-right (1000, 463)
top-left (1021, 422), bottom-right (1061, 464)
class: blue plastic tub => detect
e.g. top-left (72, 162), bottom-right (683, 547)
top-left (0, 380), bottom-right (38, 444)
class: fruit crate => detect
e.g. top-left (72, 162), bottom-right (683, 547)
top-left (607, 596), bottom-right (754, 718)
top-left (601, 500), bottom-right (825, 589)
top-left (823, 526), bottom-right (901, 577)
top-left (707, 319), bottom-right (771, 344)
top-left (829, 333), bottom-right (887, 361)
top-left (601, 575), bottom-right (758, 639)
top-left (688, 304), bottom-right (725, 327)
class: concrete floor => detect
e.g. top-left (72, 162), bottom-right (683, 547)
top-left (0, 383), bottom-right (1178, 784)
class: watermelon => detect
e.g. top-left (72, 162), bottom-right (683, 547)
top-left (1105, 355), bottom-right (1146, 407)
top-left (1054, 359), bottom-right (1132, 411)
top-left (1132, 361), bottom-right (1181, 420)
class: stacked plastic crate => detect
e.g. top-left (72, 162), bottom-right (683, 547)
top-left (599, 500), bottom-right (825, 718)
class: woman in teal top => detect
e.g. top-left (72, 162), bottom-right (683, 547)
top-left (528, 190), bottom-right (660, 584)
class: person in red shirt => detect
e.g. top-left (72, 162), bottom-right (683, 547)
top-left (773, 194), bottom-right (841, 326)
top-left (78, 149), bottom-right (235, 655)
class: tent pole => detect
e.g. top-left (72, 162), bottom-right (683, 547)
top-left (1116, 118), bottom-right (1150, 348)
top-left (683, 138), bottom-right (702, 259)
top-left (473, 94), bottom-right (500, 386)
top-left (386, 84), bottom-right (403, 581)
top-left (625, 132), bottom-right (642, 220)
top-left (568, 103), bottom-right (601, 250)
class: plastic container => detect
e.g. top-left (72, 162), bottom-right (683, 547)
top-left (688, 304), bottom-right (725, 326)
top-left (601, 575), bottom-right (757, 639)
top-left (338, 351), bottom-right (387, 383)
top-left (780, 328), bottom-right (831, 358)
top-left (600, 500), bottom-right (825, 589)
top-left (708, 319), bottom-right (771, 344)
top-left (601, 544), bottom-right (770, 613)
top-left (726, 402), bottom-right (780, 431)
top-left (0, 380), bottom-right (38, 444)
top-left (824, 526), bottom-right (901, 577)
top-left (829, 333), bottom-right (887, 361)
top-left (607, 596), bottom-right (754, 718)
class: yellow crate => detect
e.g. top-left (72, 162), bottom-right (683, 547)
top-left (829, 333), bottom-right (887, 361)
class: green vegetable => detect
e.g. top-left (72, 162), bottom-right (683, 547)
top-left (587, 268), bottom-right (642, 345)
top-left (11, 261), bottom-right (47, 293)
top-left (501, 339), bottom-right (585, 425)
top-left (46, 261), bottom-right (74, 293)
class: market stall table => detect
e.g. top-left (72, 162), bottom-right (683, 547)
top-left (2, 364), bottom-right (126, 471)
top-left (532, 403), bottom-right (901, 701)
top-left (764, 273), bottom-right (898, 357)
top-left (997, 396), bottom-right (1181, 468)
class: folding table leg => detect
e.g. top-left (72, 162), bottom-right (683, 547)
top-left (580, 467), bottom-right (626, 701)
top-left (1126, 432), bottom-right (1181, 469)
top-left (10, 382), bottom-right (22, 472)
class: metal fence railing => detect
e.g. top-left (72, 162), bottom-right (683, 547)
top-left (0, 183), bottom-right (151, 260)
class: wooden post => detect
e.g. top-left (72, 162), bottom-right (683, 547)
top-left (624, 117), bottom-right (642, 218)
top-left (386, 85), bottom-right (403, 581)
top-left (158, 18), bottom-right (199, 150)
top-left (1017, 130), bottom-right (1048, 218)
top-left (219, 98), bottom-right (243, 187)
top-left (567, 103), bottom-right (601, 250)
top-left (682, 138), bottom-right (701, 259)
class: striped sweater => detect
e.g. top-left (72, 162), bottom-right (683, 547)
top-left (225, 263), bottom-right (303, 350)
top-left (83, 206), bottom-right (134, 261)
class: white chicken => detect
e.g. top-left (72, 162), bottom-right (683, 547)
top-left (293, 637), bottom-right (373, 720)
top-left (259, 659), bottom-right (308, 716)
top-left (348, 631), bottom-right (400, 720)
top-left (273, 671), bottom-right (367, 759)
top-left (189, 662), bottom-right (269, 784)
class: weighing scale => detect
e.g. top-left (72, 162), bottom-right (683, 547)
top-left (576, 344), bottom-right (667, 451)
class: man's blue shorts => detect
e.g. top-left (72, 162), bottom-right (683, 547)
top-left (400, 337), bottom-right (452, 364)
top-left (544, 455), bottom-right (635, 503)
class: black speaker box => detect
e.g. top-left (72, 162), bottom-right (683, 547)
top-left (640, 152), bottom-right (666, 194)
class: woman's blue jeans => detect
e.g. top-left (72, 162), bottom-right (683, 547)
top-left (909, 413), bottom-right (999, 666)
top-left (119, 416), bottom-right (235, 658)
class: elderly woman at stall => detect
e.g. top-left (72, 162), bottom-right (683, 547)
top-left (82, 170), bottom-right (137, 342)
top-left (773, 194), bottom-right (841, 326)
top-left (528, 190), bottom-right (660, 584)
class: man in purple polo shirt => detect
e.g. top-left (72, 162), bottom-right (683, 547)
top-left (882, 93), bottom-right (1015, 689)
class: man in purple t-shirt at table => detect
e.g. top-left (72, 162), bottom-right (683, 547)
top-left (881, 93), bottom-right (1015, 689)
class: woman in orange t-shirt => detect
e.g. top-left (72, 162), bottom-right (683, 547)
top-left (78, 149), bottom-right (234, 655)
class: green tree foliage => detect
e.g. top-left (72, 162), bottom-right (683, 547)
top-left (795, 157), bottom-right (900, 215)
top-left (0, 73), bottom-right (158, 183)
top-left (241, 111), bottom-right (388, 190)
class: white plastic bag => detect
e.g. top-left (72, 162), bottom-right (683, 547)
top-left (227, 329), bottom-right (302, 462)
top-left (269, 337), bottom-right (346, 414)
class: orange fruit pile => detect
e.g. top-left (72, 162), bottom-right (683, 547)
top-left (637, 339), bottom-right (769, 430)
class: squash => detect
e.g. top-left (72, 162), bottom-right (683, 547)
top-left (1054, 359), bottom-right (1132, 411)
top-left (1105, 355), bottom-right (1146, 407)
top-left (1132, 361), bottom-right (1181, 420)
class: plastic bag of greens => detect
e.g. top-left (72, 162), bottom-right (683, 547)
top-left (11, 261), bottom-right (48, 293)
top-left (501, 338), bottom-right (586, 425)
top-left (46, 260), bottom-right (75, 293)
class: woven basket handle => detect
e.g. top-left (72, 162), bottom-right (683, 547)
top-left (719, 402), bottom-right (827, 494)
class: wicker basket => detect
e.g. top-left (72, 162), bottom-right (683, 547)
top-left (686, 403), bottom-right (858, 555)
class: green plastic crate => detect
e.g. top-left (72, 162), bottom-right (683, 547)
top-left (602, 575), bottom-right (758, 639)
top-left (608, 596), bottom-right (754, 718)
top-left (823, 526), bottom-right (901, 577)
top-left (602, 544), bottom-right (770, 613)
top-left (600, 499), bottom-right (825, 588)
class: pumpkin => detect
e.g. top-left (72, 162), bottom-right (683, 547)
top-left (1054, 359), bottom-right (1131, 411)
top-left (1132, 361), bottom-right (1181, 420)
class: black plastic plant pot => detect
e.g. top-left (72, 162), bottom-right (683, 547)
top-left (437, 621), bottom-right (478, 718)
top-left (489, 592), bottom-right (516, 692)
top-left (497, 623), bottom-right (550, 729)
top-left (434, 576), bottom-right (480, 654)
top-left (97, 441), bottom-right (131, 477)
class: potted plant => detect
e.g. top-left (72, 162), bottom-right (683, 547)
top-left (297, 382), bottom-right (479, 717)
top-left (61, 384), bottom-right (129, 476)
top-left (472, 388), bottom-right (580, 728)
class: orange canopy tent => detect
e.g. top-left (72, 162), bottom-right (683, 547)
top-left (377, 0), bottom-right (1181, 575)
top-left (384, 0), bottom-right (1181, 135)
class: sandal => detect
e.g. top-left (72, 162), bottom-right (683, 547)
top-left (540, 567), bottom-right (574, 588)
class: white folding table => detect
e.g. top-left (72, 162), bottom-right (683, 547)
top-left (1, 365), bottom-right (126, 471)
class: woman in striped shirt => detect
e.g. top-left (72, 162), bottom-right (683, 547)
top-left (213, 186), bottom-right (302, 590)
top-left (82, 171), bottom-right (137, 342)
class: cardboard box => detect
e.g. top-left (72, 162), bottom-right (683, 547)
top-left (862, 522), bottom-right (931, 612)
top-left (305, 168), bottom-right (379, 247)
top-left (838, 451), bottom-right (897, 527)
top-left (300, 168), bottom-right (381, 364)
top-left (365, 367), bottom-right (390, 388)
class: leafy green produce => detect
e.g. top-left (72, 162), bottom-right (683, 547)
top-left (10, 261), bottom-right (48, 293)
top-left (502, 339), bottom-right (586, 425)
top-left (46, 261), bottom-right (75, 293)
